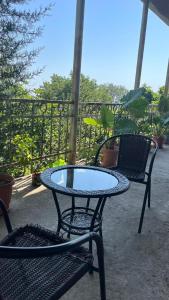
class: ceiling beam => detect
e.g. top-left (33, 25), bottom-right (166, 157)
top-left (141, 0), bottom-right (169, 26)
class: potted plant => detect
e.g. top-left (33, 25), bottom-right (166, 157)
top-left (83, 88), bottom-right (148, 167)
top-left (151, 95), bottom-right (169, 148)
top-left (0, 173), bottom-right (14, 211)
top-left (152, 116), bottom-right (167, 148)
top-left (32, 158), bottom-right (66, 187)
top-left (118, 87), bottom-right (149, 134)
top-left (32, 161), bottom-right (44, 187)
top-left (84, 105), bottom-right (119, 166)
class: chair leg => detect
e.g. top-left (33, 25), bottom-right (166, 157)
top-left (57, 224), bottom-right (61, 234)
top-left (99, 227), bottom-right (103, 239)
top-left (147, 180), bottom-right (151, 208)
top-left (138, 184), bottom-right (149, 234)
top-left (97, 242), bottom-right (106, 300)
top-left (89, 239), bottom-right (93, 253)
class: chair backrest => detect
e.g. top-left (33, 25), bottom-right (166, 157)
top-left (117, 134), bottom-right (153, 173)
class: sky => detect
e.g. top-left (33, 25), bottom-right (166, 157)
top-left (27, 0), bottom-right (169, 91)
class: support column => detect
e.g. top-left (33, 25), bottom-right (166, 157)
top-left (68, 0), bottom-right (85, 165)
top-left (164, 60), bottom-right (169, 96)
top-left (134, 0), bottom-right (149, 89)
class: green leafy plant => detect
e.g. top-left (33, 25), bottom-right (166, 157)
top-left (47, 158), bottom-right (66, 168)
top-left (83, 105), bottom-right (115, 147)
top-left (152, 116), bottom-right (167, 137)
top-left (116, 88), bottom-right (149, 134)
top-left (12, 134), bottom-right (35, 175)
top-left (84, 105), bottom-right (115, 134)
top-left (158, 95), bottom-right (169, 114)
top-left (33, 158), bottom-right (66, 174)
top-left (32, 158), bottom-right (66, 187)
top-left (151, 95), bottom-right (169, 139)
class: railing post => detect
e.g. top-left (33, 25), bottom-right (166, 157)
top-left (134, 0), bottom-right (149, 89)
top-left (164, 60), bottom-right (169, 96)
top-left (68, 0), bottom-right (85, 165)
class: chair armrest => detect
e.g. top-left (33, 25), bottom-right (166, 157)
top-left (0, 199), bottom-right (13, 233)
top-left (147, 140), bottom-right (158, 177)
top-left (0, 230), bottom-right (103, 259)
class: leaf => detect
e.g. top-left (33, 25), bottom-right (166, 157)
top-left (83, 118), bottom-right (100, 127)
top-left (100, 106), bottom-right (114, 129)
top-left (123, 88), bottom-right (145, 107)
top-left (116, 118), bottom-right (138, 134)
top-left (164, 115), bottom-right (169, 125)
top-left (127, 97), bottom-right (149, 118)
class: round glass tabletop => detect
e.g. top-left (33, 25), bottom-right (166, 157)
top-left (51, 167), bottom-right (118, 191)
top-left (40, 166), bottom-right (130, 197)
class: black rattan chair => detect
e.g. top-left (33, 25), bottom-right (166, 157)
top-left (94, 134), bottom-right (158, 233)
top-left (0, 199), bottom-right (106, 300)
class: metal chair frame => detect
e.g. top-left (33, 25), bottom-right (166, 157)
top-left (94, 134), bottom-right (158, 233)
top-left (0, 199), bottom-right (106, 300)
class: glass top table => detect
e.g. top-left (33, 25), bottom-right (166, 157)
top-left (40, 165), bottom-right (129, 237)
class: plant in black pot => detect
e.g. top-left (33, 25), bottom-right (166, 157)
top-left (32, 161), bottom-right (44, 187)
top-left (32, 158), bottom-right (66, 187)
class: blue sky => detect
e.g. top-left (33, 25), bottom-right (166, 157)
top-left (28, 0), bottom-right (169, 91)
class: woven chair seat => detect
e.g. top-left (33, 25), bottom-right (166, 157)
top-left (0, 225), bottom-right (93, 300)
top-left (111, 167), bottom-right (145, 182)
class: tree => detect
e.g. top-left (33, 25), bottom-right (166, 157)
top-left (34, 72), bottom-right (128, 103)
top-left (104, 84), bottom-right (128, 102)
top-left (121, 85), bottom-right (158, 104)
top-left (7, 83), bottom-right (32, 99)
top-left (34, 74), bottom-right (72, 100)
top-left (0, 0), bottom-right (50, 98)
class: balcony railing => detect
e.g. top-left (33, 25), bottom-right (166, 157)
top-left (0, 99), bottom-right (155, 176)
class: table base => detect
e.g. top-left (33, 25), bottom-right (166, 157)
top-left (61, 207), bottom-right (102, 235)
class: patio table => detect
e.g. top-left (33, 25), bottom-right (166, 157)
top-left (40, 165), bottom-right (129, 237)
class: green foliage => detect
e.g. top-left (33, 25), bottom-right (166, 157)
top-left (158, 86), bottom-right (165, 96)
top-left (34, 73), bottom-right (128, 103)
top-left (33, 158), bottom-right (66, 173)
top-left (116, 88), bottom-right (149, 134)
top-left (152, 116), bottom-right (167, 136)
top-left (34, 74), bottom-right (72, 100)
top-left (122, 87), bottom-right (145, 104)
top-left (83, 105), bottom-right (116, 149)
top-left (100, 106), bottom-right (115, 130)
top-left (12, 134), bottom-right (35, 174)
top-left (0, 0), bottom-right (51, 98)
top-left (158, 95), bottom-right (169, 115)
top-left (142, 84), bottom-right (159, 103)
top-left (47, 158), bottom-right (66, 168)
top-left (115, 118), bottom-right (138, 134)
top-left (126, 97), bottom-right (149, 119)
top-left (84, 105), bottom-right (114, 133)
top-left (83, 118), bottom-right (99, 127)
top-left (121, 86), bottom-right (158, 104)
top-left (150, 95), bottom-right (169, 137)
top-left (7, 84), bottom-right (33, 99)
top-left (105, 84), bottom-right (128, 102)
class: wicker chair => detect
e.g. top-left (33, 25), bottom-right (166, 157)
top-left (94, 134), bottom-right (158, 233)
top-left (0, 199), bottom-right (106, 300)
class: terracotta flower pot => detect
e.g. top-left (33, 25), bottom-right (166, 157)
top-left (154, 136), bottom-right (165, 149)
top-left (101, 147), bottom-right (118, 168)
top-left (0, 174), bottom-right (14, 210)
